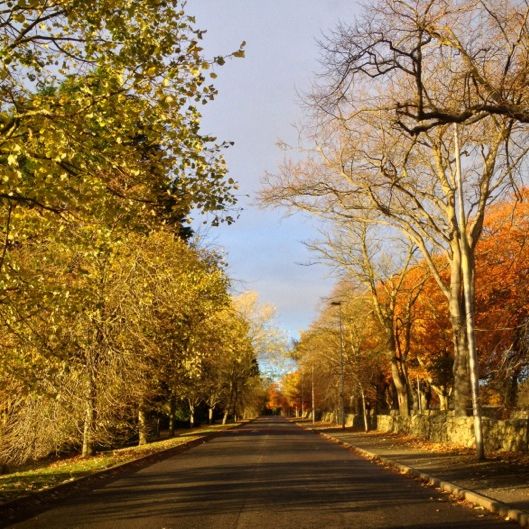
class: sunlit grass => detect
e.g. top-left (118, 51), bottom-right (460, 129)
top-left (0, 423), bottom-right (238, 503)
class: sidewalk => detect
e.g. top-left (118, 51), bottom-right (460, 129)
top-left (302, 423), bottom-right (529, 526)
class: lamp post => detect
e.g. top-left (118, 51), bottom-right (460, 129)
top-left (331, 300), bottom-right (346, 430)
top-left (300, 371), bottom-right (304, 418)
top-left (311, 364), bottom-right (315, 425)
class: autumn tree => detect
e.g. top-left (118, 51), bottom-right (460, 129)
top-left (288, 191), bottom-right (529, 426)
top-left (265, 382), bottom-right (289, 415)
top-left (0, 0), bottom-right (241, 226)
top-left (0, 1), bottom-right (249, 466)
top-left (215, 295), bottom-right (273, 423)
top-left (405, 269), bottom-right (454, 410)
top-left (401, 193), bottom-right (529, 412)
top-left (198, 299), bottom-right (271, 424)
top-left (307, 1), bottom-right (529, 458)
top-left (316, 0), bottom-right (529, 132)
top-left (294, 326), bottom-right (342, 417)
top-left (293, 284), bottom-right (387, 424)
top-left (110, 231), bottom-right (231, 445)
top-left (306, 220), bottom-right (428, 416)
top-left (264, 44), bottom-right (529, 457)
top-left (233, 291), bottom-right (288, 377)
top-left (474, 194), bottom-right (529, 410)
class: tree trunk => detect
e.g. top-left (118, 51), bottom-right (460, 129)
top-left (505, 367), bottom-right (521, 410)
top-left (454, 124), bottom-right (483, 459)
top-left (360, 386), bottom-right (369, 432)
top-left (138, 404), bottom-right (148, 446)
top-left (232, 386), bottom-right (239, 421)
top-left (459, 235), bottom-right (484, 458)
top-left (391, 357), bottom-right (410, 417)
top-left (448, 248), bottom-right (472, 415)
top-left (82, 378), bottom-right (97, 457)
top-left (388, 382), bottom-right (398, 411)
top-left (451, 320), bottom-right (471, 414)
top-left (82, 399), bottom-right (96, 457)
top-left (168, 395), bottom-right (176, 437)
top-left (189, 402), bottom-right (195, 428)
top-left (431, 384), bottom-right (449, 410)
top-left (222, 382), bottom-right (234, 425)
top-left (208, 406), bottom-right (214, 424)
top-left (415, 377), bottom-right (422, 412)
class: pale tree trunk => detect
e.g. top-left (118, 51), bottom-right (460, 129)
top-left (208, 406), bottom-right (214, 424)
top-left (82, 396), bottom-right (96, 457)
top-left (188, 401), bottom-right (195, 428)
top-left (440, 393), bottom-right (449, 411)
top-left (222, 382), bottom-right (234, 425)
top-left (454, 124), bottom-right (484, 459)
top-left (448, 246), bottom-right (472, 415)
top-left (168, 395), bottom-right (176, 437)
top-left (360, 386), bottom-right (369, 432)
top-left (82, 373), bottom-right (97, 457)
top-left (432, 386), bottom-right (449, 411)
top-left (138, 404), bottom-right (148, 446)
top-left (459, 230), bottom-right (484, 458)
top-left (415, 376), bottom-right (422, 412)
top-left (232, 386), bottom-right (240, 422)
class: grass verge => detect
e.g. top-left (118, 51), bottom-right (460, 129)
top-left (0, 423), bottom-right (238, 504)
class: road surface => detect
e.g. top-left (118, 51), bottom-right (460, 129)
top-left (6, 417), bottom-right (509, 528)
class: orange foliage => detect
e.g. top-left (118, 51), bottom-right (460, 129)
top-left (474, 192), bottom-right (529, 400)
top-left (265, 382), bottom-right (288, 412)
top-left (399, 190), bottom-right (529, 406)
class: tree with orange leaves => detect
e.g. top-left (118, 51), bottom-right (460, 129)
top-left (474, 193), bottom-right (529, 410)
top-left (399, 190), bottom-right (529, 411)
top-left (265, 382), bottom-right (289, 416)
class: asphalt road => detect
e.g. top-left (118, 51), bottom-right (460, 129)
top-left (7, 417), bottom-right (510, 529)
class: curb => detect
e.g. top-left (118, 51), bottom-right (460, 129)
top-left (0, 421), bottom-right (251, 528)
top-left (317, 430), bottom-right (529, 528)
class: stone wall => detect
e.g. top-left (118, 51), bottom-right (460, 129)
top-left (320, 411), bottom-right (376, 430)
top-left (375, 411), bottom-right (529, 453)
top-left (319, 410), bottom-right (529, 452)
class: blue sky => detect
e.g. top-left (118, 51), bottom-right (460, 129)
top-left (190, 1), bottom-right (361, 338)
